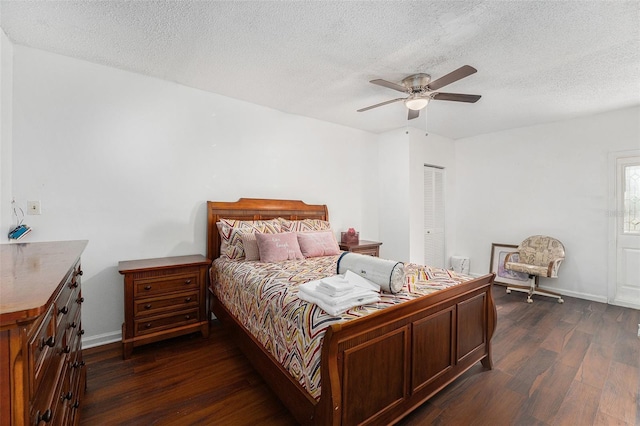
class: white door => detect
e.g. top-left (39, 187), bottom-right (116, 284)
top-left (610, 153), bottom-right (640, 309)
top-left (424, 165), bottom-right (445, 268)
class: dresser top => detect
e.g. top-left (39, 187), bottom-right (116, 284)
top-left (1, 240), bottom-right (88, 326)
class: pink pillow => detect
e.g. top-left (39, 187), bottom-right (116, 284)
top-left (255, 232), bottom-right (304, 262)
top-left (297, 231), bottom-right (340, 258)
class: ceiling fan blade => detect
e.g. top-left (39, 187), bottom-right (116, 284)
top-left (370, 79), bottom-right (407, 93)
top-left (408, 109), bottom-right (420, 120)
top-left (432, 92), bottom-right (481, 103)
top-left (427, 65), bottom-right (477, 91)
top-left (357, 97), bottom-right (405, 112)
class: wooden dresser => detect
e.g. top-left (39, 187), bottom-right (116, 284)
top-left (0, 240), bottom-right (88, 426)
top-left (118, 255), bottom-right (210, 359)
top-left (339, 240), bottom-right (382, 257)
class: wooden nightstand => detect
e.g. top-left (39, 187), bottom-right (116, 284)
top-left (118, 254), bottom-right (211, 359)
top-left (339, 240), bottom-right (382, 257)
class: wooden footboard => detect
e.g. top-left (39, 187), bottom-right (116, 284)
top-left (316, 273), bottom-right (496, 425)
top-left (206, 199), bottom-right (497, 425)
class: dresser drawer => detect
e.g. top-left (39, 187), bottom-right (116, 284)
top-left (134, 308), bottom-right (199, 335)
top-left (134, 273), bottom-right (199, 298)
top-left (134, 291), bottom-right (199, 318)
top-left (68, 330), bottom-right (85, 395)
top-left (55, 287), bottom-right (78, 336)
top-left (30, 358), bottom-right (66, 426)
top-left (29, 305), bottom-right (57, 395)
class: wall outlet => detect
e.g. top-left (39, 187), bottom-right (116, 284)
top-left (27, 200), bottom-right (41, 215)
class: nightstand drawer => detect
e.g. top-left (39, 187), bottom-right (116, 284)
top-left (134, 273), bottom-right (199, 297)
top-left (351, 247), bottom-right (379, 256)
top-left (339, 240), bottom-right (382, 257)
top-left (134, 291), bottom-right (199, 317)
top-left (134, 309), bottom-right (200, 335)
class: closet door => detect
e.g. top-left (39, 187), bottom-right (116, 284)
top-left (424, 165), bottom-right (445, 268)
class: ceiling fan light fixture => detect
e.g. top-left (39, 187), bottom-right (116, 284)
top-left (404, 96), bottom-right (429, 111)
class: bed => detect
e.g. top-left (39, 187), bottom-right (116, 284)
top-left (207, 198), bottom-right (496, 425)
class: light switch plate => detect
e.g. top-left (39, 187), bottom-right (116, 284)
top-left (27, 200), bottom-right (41, 215)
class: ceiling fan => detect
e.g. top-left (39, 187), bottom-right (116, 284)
top-left (357, 65), bottom-right (481, 120)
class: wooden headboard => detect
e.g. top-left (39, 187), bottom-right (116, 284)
top-left (207, 198), bottom-right (329, 260)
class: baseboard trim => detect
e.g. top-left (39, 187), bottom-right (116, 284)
top-left (538, 286), bottom-right (608, 304)
top-left (82, 330), bottom-right (122, 349)
top-left (609, 298), bottom-right (640, 310)
top-left (490, 281), bottom-right (608, 304)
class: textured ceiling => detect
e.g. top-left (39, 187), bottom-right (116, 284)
top-left (1, 0), bottom-right (639, 139)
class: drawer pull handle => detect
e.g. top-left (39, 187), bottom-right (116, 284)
top-left (144, 285), bottom-right (152, 290)
top-left (69, 280), bottom-right (79, 289)
top-left (58, 306), bottom-right (69, 315)
top-left (184, 279), bottom-right (192, 285)
top-left (77, 297), bottom-right (85, 304)
top-left (73, 400), bottom-right (80, 409)
top-left (61, 345), bottom-right (71, 355)
top-left (72, 361), bottom-right (86, 369)
top-left (145, 323), bottom-right (152, 328)
top-left (69, 322), bottom-right (77, 329)
top-left (63, 391), bottom-right (73, 401)
top-left (78, 329), bottom-right (85, 336)
top-left (41, 336), bottom-right (55, 349)
top-left (38, 409), bottom-right (53, 423)
top-left (185, 297), bottom-right (192, 303)
top-left (185, 315), bottom-right (191, 320)
top-left (144, 304), bottom-right (152, 309)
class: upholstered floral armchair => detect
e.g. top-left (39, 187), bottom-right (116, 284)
top-left (504, 235), bottom-right (565, 303)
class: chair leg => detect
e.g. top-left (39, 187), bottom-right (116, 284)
top-left (507, 276), bottom-right (563, 303)
top-left (505, 278), bottom-right (536, 302)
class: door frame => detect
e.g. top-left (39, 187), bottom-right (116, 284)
top-left (607, 149), bottom-right (640, 309)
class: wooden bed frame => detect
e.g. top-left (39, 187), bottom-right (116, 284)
top-left (207, 198), bottom-right (497, 425)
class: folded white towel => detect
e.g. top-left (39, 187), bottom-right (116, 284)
top-left (298, 286), bottom-right (380, 316)
top-left (317, 276), bottom-right (354, 296)
top-left (344, 270), bottom-right (380, 292)
top-left (316, 285), bottom-right (352, 298)
top-left (299, 281), bottom-right (376, 307)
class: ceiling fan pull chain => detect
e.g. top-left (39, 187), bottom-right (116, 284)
top-left (425, 106), bottom-right (429, 137)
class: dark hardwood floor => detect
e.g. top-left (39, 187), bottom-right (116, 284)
top-left (80, 288), bottom-right (640, 425)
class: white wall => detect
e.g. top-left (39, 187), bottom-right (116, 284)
top-left (378, 128), bottom-right (410, 261)
top-left (454, 106), bottom-right (640, 302)
top-left (377, 127), bottom-right (458, 265)
top-left (11, 46), bottom-right (379, 346)
top-left (0, 29), bottom-right (13, 242)
top-left (408, 129), bottom-right (457, 265)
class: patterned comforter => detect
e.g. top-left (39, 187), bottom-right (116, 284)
top-left (211, 255), bottom-right (472, 400)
